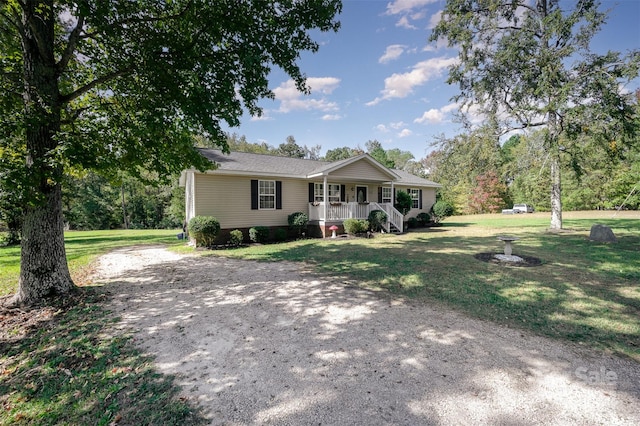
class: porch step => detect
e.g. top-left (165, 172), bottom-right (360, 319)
top-left (388, 222), bottom-right (402, 234)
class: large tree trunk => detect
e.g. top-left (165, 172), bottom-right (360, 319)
top-left (14, 185), bottom-right (75, 305)
top-left (548, 110), bottom-right (563, 230)
top-left (550, 150), bottom-right (563, 229)
top-left (12, 0), bottom-right (76, 305)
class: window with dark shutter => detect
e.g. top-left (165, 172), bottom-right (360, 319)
top-left (251, 180), bottom-right (258, 210)
top-left (276, 181), bottom-right (282, 210)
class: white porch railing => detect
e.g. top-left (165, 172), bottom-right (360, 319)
top-left (308, 202), bottom-right (403, 233)
top-left (376, 202), bottom-right (404, 233)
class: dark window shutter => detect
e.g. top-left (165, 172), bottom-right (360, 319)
top-left (419, 189), bottom-right (423, 209)
top-left (251, 180), bottom-right (258, 210)
top-left (309, 182), bottom-right (314, 202)
top-left (378, 187), bottom-right (383, 203)
top-left (276, 181), bottom-right (282, 210)
top-left (340, 185), bottom-right (346, 201)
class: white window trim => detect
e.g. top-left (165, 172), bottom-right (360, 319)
top-left (381, 187), bottom-right (392, 204)
top-left (409, 188), bottom-right (419, 209)
top-left (259, 180), bottom-right (276, 210)
top-left (314, 182), bottom-right (341, 203)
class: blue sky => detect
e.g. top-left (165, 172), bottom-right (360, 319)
top-left (225, 0), bottom-right (640, 161)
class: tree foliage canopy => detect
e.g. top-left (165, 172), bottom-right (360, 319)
top-left (0, 0), bottom-right (341, 305)
top-left (431, 0), bottom-right (639, 228)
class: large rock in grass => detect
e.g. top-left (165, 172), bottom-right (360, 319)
top-left (589, 224), bottom-right (617, 243)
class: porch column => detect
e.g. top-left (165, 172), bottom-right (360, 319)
top-left (323, 175), bottom-right (328, 223)
top-left (391, 182), bottom-right (395, 203)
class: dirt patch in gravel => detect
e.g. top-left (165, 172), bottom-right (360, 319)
top-left (93, 246), bottom-right (640, 425)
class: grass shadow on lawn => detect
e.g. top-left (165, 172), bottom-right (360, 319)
top-left (214, 225), bottom-right (640, 361)
top-left (0, 289), bottom-right (207, 426)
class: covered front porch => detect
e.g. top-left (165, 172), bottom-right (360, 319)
top-left (308, 201), bottom-right (404, 235)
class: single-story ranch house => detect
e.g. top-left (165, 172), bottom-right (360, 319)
top-left (180, 149), bottom-right (441, 242)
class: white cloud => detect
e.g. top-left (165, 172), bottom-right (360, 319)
top-left (386, 0), bottom-right (439, 29)
top-left (423, 36), bottom-right (449, 52)
top-left (322, 114), bottom-right (342, 121)
top-left (441, 103), bottom-right (459, 113)
top-left (273, 77), bottom-right (341, 113)
top-left (366, 56), bottom-right (458, 105)
top-left (386, 0), bottom-right (439, 15)
top-left (389, 121), bottom-right (406, 129)
top-left (414, 103), bottom-right (460, 125)
top-left (379, 44), bottom-right (407, 64)
top-left (306, 77), bottom-right (341, 94)
top-left (375, 124), bottom-right (390, 132)
top-left (250, 113), bottom-right (272, 122)
top-left (428, 10), bottom-right (442, 29)
top-left (398, 129), bottom-right (413, 138)
top-left (414, 108), bottom-right (444, 124)
top-left (395, 16), bottom-right (417, 29)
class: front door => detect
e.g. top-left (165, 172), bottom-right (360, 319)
top-left (356, 186), bottom-right (367, 203)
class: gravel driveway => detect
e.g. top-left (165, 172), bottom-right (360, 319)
top-left (94, 246), bottom-right (640, 425)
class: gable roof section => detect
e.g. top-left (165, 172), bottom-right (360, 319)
top-left (307, 153), bottom-right (399, 181)
top-left (192, 149), bottom-right (440, 187)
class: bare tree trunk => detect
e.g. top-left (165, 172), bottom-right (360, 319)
top-left (550, 150), bottom-right (563, 229)
top-left (11, 0), bottom-right (76, 305)
top-left (548, 111), bottom-right (563, 230)
top-left (121, 185), bottom-right (129, 229)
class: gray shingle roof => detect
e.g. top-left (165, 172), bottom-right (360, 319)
top-left (197, 148), bottom-right (440, 187)
top-left (198, 149), bottom-right (327, 176)
top-left (391, 168), bottom-right (441, 187)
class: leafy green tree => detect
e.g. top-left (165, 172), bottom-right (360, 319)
top-left (63, 174), bottom-right (120, 230)
top-left (278, 136), bottom-right (306, 158)
top-left (0, 140), bottom-right (23, 245)
top-left (432, 0), bottom-right (639, 229)
top-left (223, 133), bottom-right (276, 155)
top-left (386, 148), bottom-right (414, 169)
top-left (504, 132), bottom-right (550, 210)
top-left (302, 144), bottom-right (322, 160)
top-left (1, 0), bottom-right (341, 305)
top-left (365, 140), bottom-right (394, 168)
top-left (428, 126), bottom-right (503, 213)
top-left (394, 190), bottom-right (412, 216)
top-left (324, 146), bottom-right (357, 161)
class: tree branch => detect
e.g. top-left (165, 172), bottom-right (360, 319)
top-left (60, 66), bottom-right (133, 104)
top-left (23, 4), bottom-right (55, 63)
top-left (56, 11), bottom-right (84, 76)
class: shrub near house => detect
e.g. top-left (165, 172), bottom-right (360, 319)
top-left (343, 219), bottom-right (369, 235)
top-left (188, 216), bottom-right (220, 247)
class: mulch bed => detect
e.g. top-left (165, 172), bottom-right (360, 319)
top-left (474, 252), bottom-right (543, 267)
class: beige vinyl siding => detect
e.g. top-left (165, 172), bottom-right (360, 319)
top-left (394, 186), bottom-right (437, 219)
top-left (328, 158), bottom-right (393, 181)
top-left (193, 173), bottom-right (310, 229)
